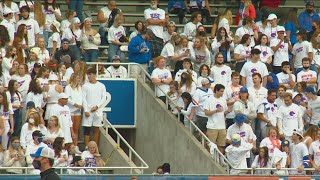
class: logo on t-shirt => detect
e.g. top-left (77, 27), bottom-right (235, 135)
top-left (289, 111), bottom-right (295, 116)
top-left (216, 104), bottom-right (221, 108)
top-left (296, 47), bottom-right (303, 53)
top-left (18, 80), bottom-right (25, 87)
top-left (221, 71), bottom-right (226, 75)
top-left (262, 51), bottom-right (268, 57)
top-left (271, 33), bottom-right (276, 37)
top-left (26, 25), bottom-right (32, 30)
top-left (150, 13), bottom-right (160, 19)
top-left (271, 107), bottom-right (275, 112)
top-left (250, 68), bottom-right (257, 73)
top-left (239, 131), bottom-right (246, 137)
top-left (195, 55), bottom-right (205, 63)
top-left (279, 44), bottom-right (285, 49)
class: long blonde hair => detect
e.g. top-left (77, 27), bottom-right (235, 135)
top-left (34, 1), bottom-right (45, 27)
top-left (220, 9), bottom-right (233, 26)
top-left (69, 73), bottom-right (81, 89)
top-left (48, 115), bottom-right (61, 130)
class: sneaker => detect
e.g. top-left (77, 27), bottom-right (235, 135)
top-left (75, 146), bottom-right (82, 154)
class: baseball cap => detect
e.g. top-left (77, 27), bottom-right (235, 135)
top-left (58, 93), bottom-right (68, 99)
top-left (112, 55), bottom-right (121, 61)
top-left (71, 17), bottom-right (81, 24)
top-left (26, 101), bottom-right (35, 108)
top-left (292, 92), bottom-right (301, 99)
top-left (293, 129), bottom-right (304, 138)
top-left (234, 113), bottom-right (247, 124)
top-left (32, 130), bottom-right (44, 138)
top-left (306, 1), bottom-right (314, 7)
top-left (267, 13), bottom-right (277, 20)
top-left (30, 147), bottom-right (55, 159)
top-left (305, 86), bottom-right (316, 94)
top-left (201, 78), bottom-right (214, 85)
top-left (231, 134), bottom-right (241, 145)
top-left (71, 156), bottom-right (83, 164)
top-left (30, 47), bottom-right (40, 56)
top-left (61, 38), bottom-right (70, 44)
top-left (52, 20), bottom-right (61, 33)
top-left (251, 48), bottom-right (261, 55)
top-left (281, 139), bottom-right (290, 147)
top-left (277, 26), bottom-right (286, 32)
top-left (240, 87), bottom-right (248, 92)
top-left (33, 62), bottom-right (42, 68)
top-left (3, 7), bottom-right (13, 15)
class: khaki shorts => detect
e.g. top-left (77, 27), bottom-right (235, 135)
top-left (206, 129), bottom-right (226, 147)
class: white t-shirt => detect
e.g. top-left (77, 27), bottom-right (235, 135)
top-left (107, 25), bottom-right (126, 43)
top-left (218, 18), bottom-right (230, 34)
top-left (47, 32), bottom-right (61, 49)
top-left (204, 96), bottom-right (227, 129)
top-left (48, 104), bottom-right (73, 143)
top-left (175, 69), bottom-right (197, 83)
top-left (264, 25), bottom-right (285, 42)
top-left (43, 6), bottom-right (61, 31)
top-left (0, 19), bottom-right (15, 42)
top-left (210, 65), bottom-right (232, 87)
top-left (290, 142), bottom-right (308, 175)
top-left (292, 41), bottom-right (313, 68)
top-left (16, 18), bottom-right (40, 47)
top-left (248, 86), bottom-right (268, 109)
top-left (11, 74), bottom-right (32, 102)
top-left (160, 43), bottom-right (175, 58)
top-left (99, 6), bottom-right (112, 28)
top-left (193, 48), bottom-right (211, 72)
top-left (0, 3), bottom-right (19, 23)
top-left (297, 69), bottom-right (317, 82)
top-left (183, 22), bottom-right (202, 39)
top-left (309, 140), bottom-right (320, 167)
top-left (38, 49), bottom-right (50, 63)
top-left (240, 60), bottom-right (269, 87)
top-left (234, 44), bottom-right (251, 62)
top-left (62, 28), bottom-right (81, 46)
top-left (60, 19), bottom-right (71, 31)
top-left (277, 103), bottom-right (303, 136)
top-left (144, 8), bottom-right (165, 39)
top-left (254, 45), bottom-right (274, 63)
top-left (307, 96), bottom-right (320, 125)
top-left (257, 99), bottom-right (278, 127)
top-left (235, 26), bottom-right (255, 47)
top-left (151, 68), bottom-right (172, 97)
top-left (276, 72), bottom-right (296, 85)
top-left (313, 47), bottom-right (320, 65)
top-left (193, 88), bottom-right (214, 117)
top-left (260, 137), bottom-right (281, 156)
top-left (270, 39), bottom-right (289, 66)
top-left (106, 66), bottom-right (128, 78)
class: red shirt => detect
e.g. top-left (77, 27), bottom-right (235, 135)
top-left (260, 0), bottom-right (281, 8)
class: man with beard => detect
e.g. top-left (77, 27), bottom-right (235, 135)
top-left (210, 53), bottom-right (232, 87)
top-left (276, 61), bottom-right (296, 91)
top-left (297, 57), bottom-right (317, 87)
top-left (106, 55), bottom-right (128, 78)
top-left (240, 48), bottom-right (268, 87)
top-left (16, 6), bottom-right (40, 48)
top-left (298, 2), bottom-right (320, 33)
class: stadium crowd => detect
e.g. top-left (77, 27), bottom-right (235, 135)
top-left (0, 0), bottom-right (319, 176)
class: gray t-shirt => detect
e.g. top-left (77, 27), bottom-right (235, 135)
top-left (308, 96), bottom-right (320, 125)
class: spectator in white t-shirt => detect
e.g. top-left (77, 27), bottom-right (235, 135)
top-left (309, 128), bottom-right (320, 174)
top-left (248, 73), bottom-right (268, 109)
top-left (97, 0), bottom-right (116, 45)
top-left (107, 14), bottom-right (127, 62)
top-left (289, 129), bottom-right (309, 175)
top-left (106, 55), bottom-right (128, 78)
top-left (277, 61), bottom-right (296, 91)
top-left (234, 17), bottom-right (258, 47)
top-left (304, 86), bottom-right (320, 126)
top-left (144, 0), bottom-right (166, 58)
top-left (43, 0), bottom-right (62, 47)
top-left (264, 14), bottom-right (284, 42)
top-left (292, 30), bottom-right (313, 75)
top-left (254, 34), bottom-right (273, 64)
top-left (240, 48), bottom-right (268, 87)
top-left (1, 7), bottom-right (15, 44)
top-left (210, 52), bottom-right (232, 87)
top-left (204, 84), bottom-right (231, 154)
top-left (297, 57), bottom-right (317, 87)
top-left (234, 34), bottom-right (251, 73)
top-left (151, 56), bottom-right (172, 103)
top-left (47, 20), bottom-right (61, 58)
top-left (183, 11), bottom-right (202, 40)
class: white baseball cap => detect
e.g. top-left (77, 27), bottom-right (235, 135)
top-left (267, 13), bottom-right (277, 20)
top-left (277, 26), bottom-right (286, 32)
top-left (30, 147), bottom-right (55, 159)
top-left (58, 93), bottom-right (68, 99)
top-left (52, 20), bottom-right (61, 33)
top-left (3, 7), bottom-right (13, 16)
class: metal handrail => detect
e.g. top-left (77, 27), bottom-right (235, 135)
top-left (86, 62), bottom-right (318, 175)
top-left (102, 119), bottom-right (149, 174)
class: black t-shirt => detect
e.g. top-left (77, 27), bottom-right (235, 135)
top-left (54, 48), bottom-right (76, 64)
top-left (40, 168), bottom-right (61, 180)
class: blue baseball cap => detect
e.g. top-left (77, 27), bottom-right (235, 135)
top-left (281, 140), bottom-right (290, 147)
top-left (30, 147), bottom-right (55, 159)
top-left (305, 86), bottom-right (316, 95)
top-left (234, 113), bottom-right (247, 124)
top-left (240, 87), bottom-right (248, 92)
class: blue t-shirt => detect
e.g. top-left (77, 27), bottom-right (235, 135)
top-left (168, 0), bottom-right (185, 11)
top-left (284, 22), bottom-right (298, 45)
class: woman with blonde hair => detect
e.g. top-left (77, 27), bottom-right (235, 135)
top-left (173, 35), bottom-right (195, 74)
top-left (60, 10), bottom-right (76, 34)
top-left (81, 141), bottom-right (105, 171)
top-left (44, 73), bottom-right (63, 121)
top-left (20, 110), bottom-right (46, 149)
top-left (81, 17), bottom-right (101, 62)
top-left (33, 0), bottom-right (45, 35)
top-left (62, 17), bottom-right (82, 61)
top-left (218, 9), bottom-right (233, 34)
top-left (3, 136), bottom-right (26, 174)
top-left (303, 125), bottom-right (318, 149)
top-left (192, 35), bottom-right (211, 73)
top-left (65, 73), bottom-right (83, 153)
